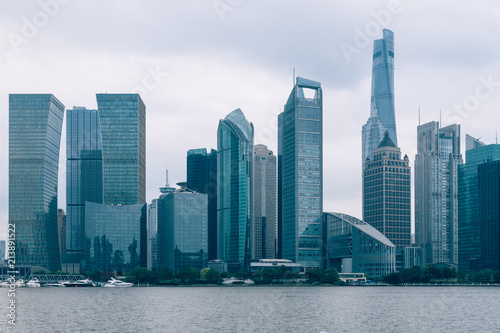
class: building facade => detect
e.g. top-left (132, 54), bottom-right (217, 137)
top-left (363, 132), bottom-right (411, 271)
top-left (58, 209), bottom-right (66, 257)
top-left (9, 94), bottom-right (65, 272)
top-left (370, 29), bottom-right (397, 146)
top-left (147, 199), bottom-right (158, 270)
top-left (458, 135), bottom-right (500, 271)
top-left (84, 202), bottom-right (147, 273)
top-left (252, 144), bottom-right (277, 260)
top-left (278, 77), bottom-right (323, 269)
top-left (162, 190), bottom-right (208, 272)
top-left (217, 108), bottom-right (254, 272)
top-left (478, 160), bottom-right (500, 271)
top-left (187, 148), bottom-right (217, 261)
top-left (415, 122), bottom-right (462, 266)
top-left (323, 212), bottom-right (396, 277)
top-left (65, 107), bottom-right (103, 270)
top-left (96, 94), bottom-right (146, 205)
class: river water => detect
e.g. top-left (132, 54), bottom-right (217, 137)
top-left (0, 286), bottom-right (498, 332)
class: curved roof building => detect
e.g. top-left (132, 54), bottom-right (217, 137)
top-left (322, 212), bottom-right (396, 277)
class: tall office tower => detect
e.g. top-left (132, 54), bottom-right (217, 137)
top-left (85, 202), bottom-right (147, 273)
top-left (217, 108), bottom-right (254, 272)
top-left (478, 160), bottom-right (500, 271)
top-left (147, 199), bottom-right (158, 270)
top-left (458, 135), bottom-right (500, 271)
top-left (252, 144), bottom-right (277, 260)
top-left (96, 94), bottom-right (146, 205)
top-left (278, 77), bottom-right (323, 269)
top-left (415, 121), bottom-right (462, 266)
top-left (156, 171), bottom-right (176, 269)
top-left (187, 148), bottom-right (217, 261)
top-left (362, 103), bottom-right (388, 164)
top-left (9, 94), bottom-right (64, 272)
top-left (57, 209), bottom-right (66, 257)
top-left (65, 107), bottom-right (103, 271)
top-left (363, 132), bottom-right (411, 271)
top-left (371, 29), bottom-right (396, 145)
top-left (163, 186), bottom-right (208, 272)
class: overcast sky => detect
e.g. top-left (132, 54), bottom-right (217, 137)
top-left (2, 0), bottom-right (500, 241)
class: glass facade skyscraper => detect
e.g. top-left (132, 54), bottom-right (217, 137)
top-left (96, 94), bottom-right (146, 205)
top-left (187, 148), bottom-right (217, 261)
top-left (478, 160), bottom-right (500, 271)
top-left (163, 191), bottom-right (208, 272)
top-left (252, 144), bottom-right (276, 260)
top-left (278, 77), bottom-right (323, 268)
top-left (217, 108), bottom-right (253, 272)
top-left (9, 94), bottom-right (65, 272)
top-left (415, 122), bottom-right (462, 266)
top-left (363, 132), bottom-right (411, 271)
top-left (85, 202), bottom-right (147, 273)
top-left (458, 136), bottom-right (500, 271)
top-left (65, 107), bottom-right (103, 268)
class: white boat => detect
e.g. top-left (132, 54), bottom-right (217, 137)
top-left (15, 279), bottom-right (26, 287)
top-left (43, 281), bottom-right (66, 287)
top-left (26, 279), bottom-right (41, 287)
top-left (103, 277), bottom-right (133, 287)
top-left (0, 281), bottom-right (10, 288)
top-left (63, 279), bottom-right (96, 287)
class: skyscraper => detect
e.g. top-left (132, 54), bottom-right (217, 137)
top-left (57, 209), bottom-right (66, 257)
top-left (458, 135), bottom-right (500, 271)
top-left (252, 144), bottom-right (276, 260)
top-left (478, 159), bottom-right (500, 271)
top-left (278, 77), bottom-right (323, 269)
top-left (65, 107), bottom-right (103, 270)
top-left (363, 131), bottom-right (411, 271)
top-left (9, 94), bottom-right (65, 272)
top-left (362, 104), bottom-right (388, 164)
top-left (163, 187), bottom-right (208, 272)
top-left (217, 108), bottom-right (253, 272)
top-left (96, 94), bottom-right (146, 205)
top-left (415, 121), bottom-right (462, 266)
top-left (187, 148), bottom-right (217, 261)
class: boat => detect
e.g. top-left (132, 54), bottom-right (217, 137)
top-left (15, 279), bottom-right (26, 287)
top-left (103, 277), bottom-right (133, 287)
top-left (26, 278), bottom-right (41, 287)
top-left (0, 281), bottom-right (10, 288)
top-left (43, 281), bottom-right (66, 287)
top-left (63, 279), bottom-right (96, 287)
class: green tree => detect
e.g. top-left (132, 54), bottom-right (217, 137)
top-left (220, 271), bottom-right (229, 279)
top-left (322, 268), bottom-right (339, 284)
top-left (175, 266), bottom-right (199, 284)
top-left (235, 270), bottom-right (251, 279)
top-left (200, 268), bottom-right (222, 283)
top-left (383, 272), bottom-right (400, 285)
top-left (126, 267), bottom-right (151, 283)
top-left (473, 269), bottom-right (494, 283)
top-left (493, 271), bottom-right (500, 284)
top-left (306, 268), bottom-right (324, 284)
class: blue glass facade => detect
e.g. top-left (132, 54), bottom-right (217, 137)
top-left (323, 213), bottom-right (396, 277)
top-left (9, 94), bottom-right (65, 272)
top-left (458, 136), bottom-right (500, 271)
top-left (85, 202), bottom-right (147, 273)
top-left (278, 77), bottom-right (323, 268)
top-left (370, 29), bottom-right (396, 146)
top-left (217, 109), bottom-right (253, 272)
top-left (96, 94), bottom-right (146, 205)
top-left (187, 148), bottom-right (217, 261)
top-left (65, 107), bottom-right (103, 266)
top-left (163, 192), bottom-right (208, 272)
top-left (478, 160), bottom-right (500, 271)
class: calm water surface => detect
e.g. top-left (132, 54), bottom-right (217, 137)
top-left (0, 286), bottom-right (498, 332)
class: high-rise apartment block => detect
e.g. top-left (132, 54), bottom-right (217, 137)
top-left (415, 121), bottom-right (462, 266)
top-left (363, 132), bottom-right (411, 270)
top-left (9, 94), bottom-right (65, 272)
top-left (278, 77), bottom-right (323, 269)
top-left (252, 144), bottom-right (276, 260)
top-left (217, 109), bottom-right (254, 272)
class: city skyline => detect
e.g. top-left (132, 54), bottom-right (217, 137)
top-left (2, 1), bottom-right (500, 240)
